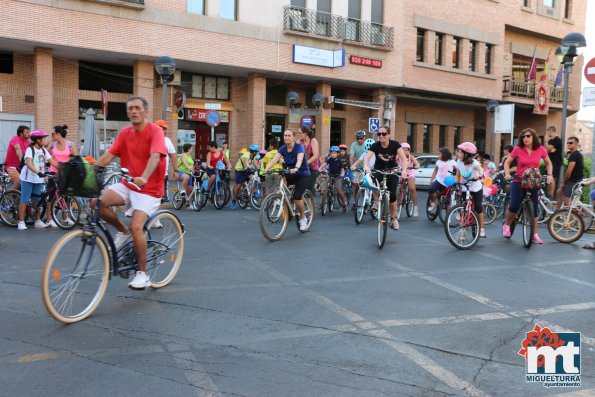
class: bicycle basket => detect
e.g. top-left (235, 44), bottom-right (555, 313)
top-left (58, 156), bottom-right (102, 197)
top-left (520, 168), bottom-right (541, 190)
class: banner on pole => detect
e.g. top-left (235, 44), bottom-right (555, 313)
top-left (100, 89), bottom-right (108, 119)
top-left (494, 104), bottom-right (515, 135)
top-left (533, 81), bottom-right (550, 115)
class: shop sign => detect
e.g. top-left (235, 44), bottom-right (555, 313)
top-left (350, 55), bottom-right (382, 68)
top-left (271, 125), bottom-right (282, 133)
top-left (187, 109), bottom-right (229, 123)
top-left (293, 45), bottom-right (345, 68)
top-left (205, 103), bottom-right (221, 110)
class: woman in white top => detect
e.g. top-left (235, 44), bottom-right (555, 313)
top-left (18, 130), bottom-right (60, 230)
top-left (454, 142), bottom-right (485, 238)
top-left (427, 147), bottom-right (456, 210)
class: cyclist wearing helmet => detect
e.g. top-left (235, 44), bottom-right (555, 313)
top-left (264, 129), bottom-right (311, 231)
top-left (397, 142), bottom-right (421, 217)
top-left (206, 141), bottom-right (231, 192)
top-left (363, 125), bottom-right (408, 230)
top-left (351, 137), bottom-right (375, 205)
top-left (454, 142), bottom-right (486, 238)
top-left (349, 130), bottom-right (367, 168)
top-left (503, 128), bottom-right (553, 244)
top-left (232, 144), bottom-right (259, 209)
top-left (17, 129), bottom-right (60, 230)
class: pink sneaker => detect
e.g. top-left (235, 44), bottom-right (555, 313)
top-left (532, 234), bottom-right (544, 244)
top-left (502, 224), bottom-right (511, 238)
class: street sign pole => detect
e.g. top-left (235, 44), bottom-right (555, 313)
top-left (211, 126), bottom-right (215, 142)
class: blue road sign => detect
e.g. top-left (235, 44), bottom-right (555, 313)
top-left (369, 117), bottom-right (380, 133)
top-left (301, 115), bottom-right (314, 129)
top-left (206, 110), bottom-right (221, 127)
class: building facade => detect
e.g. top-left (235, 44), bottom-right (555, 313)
top-left (0, 0), bottom-right (588, 163)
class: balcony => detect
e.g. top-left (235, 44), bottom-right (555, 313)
top-left (502, 76), bottom-right (569, 104)
top-left (283, 6), bottom-right (394, 50)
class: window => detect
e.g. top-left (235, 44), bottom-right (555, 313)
top-left (484, 44), bottom-right (492, 74)
top-left (543, 0), bottom-right (554, 7)
top-left (423, 124), bottom-right (430, 153)
top-left (439, 125), bottom-right (446, 148)
top-left (453, 127), bottom-right (461, 148)
top-left (416, 29), bottom-right (425, 62)
top-left (220, 0), bottom-right (237, 20)
top-left (0, 51), bottom-right (14, 74)
top-left (290, 0), bottom-right (305, 6)
top-left (316, 0), bottom-right (332, 36)
top-left (435, 33), bottom-right (443, 65)
top-left (469, 41), bottom-right (477, 71)
top-left (266, 84), bottom-right (287, 106)
top-left (407, 123), bottom-right (416, 151)
top-left (371, 0), bottom-right (383, 23)
top-left (79, 100), bottom-right (128, 121)
top-left (523, 0), bottom-right (530, 6)
top-left (187, 0), bottom-right (204, 14)
top-left (452, 37), bottom-right (460, 68)
top-left (346, 0), bottom-right (361, 41)
top-left (181, 73), bottom-right (230, 100)
top-left (564, 0), bottom-right (572, 18)
top-left (79, 61), bottom-right (133, 93)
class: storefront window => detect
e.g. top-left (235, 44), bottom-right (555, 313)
top-left (181, 73), bottom-right (230, 100)
top-left (439, 125), bottom-right (446, 148)
top-left (266, 85), bottom-right (287, 106)
top-left (0, 51), bottom-right (13, 74)
top-left (406, 123), bottom-right (416, 151)
top-left (79, 61), bottom-right (133, 93)
top-left (423, 124), bottom-right (430, 153)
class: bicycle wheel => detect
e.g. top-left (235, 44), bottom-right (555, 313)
top-left (172, 191), bottom-right (185, 210)
top-left (354, 188), bottom-right (366, 225)
top-left (259, 193), bottom-right (289, 241)
top-left (320, 191), bottom-right (328, 216)
top-left (296, 189), bottom-right (314, 233)
top-left (250, 183), bottom-right (264, 209)
top-left (51, 196), bottom-right (80, 230)
top-left (0, 190), bottom-right (20, 226)
top-left (426, 196), bottom-right (438, 221)
top-left (405, 190), bottom-right (413, 218)
top-left (222, 181), bottom-right (231, 206)
top-left (213, 182), bottom-right (227, 209)
top-left (377, 194), bottom-right (389, 249)
top-left (41, 230), bottom-right (110, 323)
top-left (342, 179), bottom-right (352, 207)
top-left (483, 202), bottom-right (498, 225)
top-left (328, 190), bottom-right (335, 213)
top-left (577, 207), bottom-right (593, 230)
top-left (547, 209), bottom-right (584, 243)
top-left (444, 204), bottom-right (480, 250)
top-left (237, 186), bottom-right (249, 209)
top-left (438, 197), bottom-right (449, 224)
top-left (521, 201), bottom-right (535, 248)
top-left (537, 197), bottom-right (554, 224)
top-left (144, 212), bottom-right (184, 288)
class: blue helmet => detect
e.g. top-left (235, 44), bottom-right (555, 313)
top-left (249, 144), bottom-right (260, 152)
top-left (363, 138), bottom-right (375, 151)
top-left (362, 174), bottom-right (379, 191)
top-left (330, 146), bottom-right (340, 152)
top-left (355, 130), bottom-right (366, 138)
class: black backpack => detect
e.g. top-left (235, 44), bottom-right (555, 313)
top-left (58, 156), bottom-right (87, 196)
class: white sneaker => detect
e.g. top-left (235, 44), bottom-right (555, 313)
top-left (114, 231), bottom-right (132, 250)
top-left (34, 220), bottom-right (49, 228)
top-left (128, 271), bottom-right (150, 290)
top-left (48, 219), bottom-right (59, 228)
top-left (17, 221), bottom-right (27, 231)
top-left (151, 220), bottom-right (163, 229)
top-left (428, 202), bottom-right (437, 212)
top-left (390, 218), bottom-right (400, 230)
top-left (299, 218), bottom-right (309, 232)
top-left (125, 208), bottom-right (133, 218)
top-left (413, 206), bottom-right (419, 217)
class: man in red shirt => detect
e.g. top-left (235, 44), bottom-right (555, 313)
top-left (3, 125), bottom-right (30, 191)
top-left (94, 96), bottom-right (167, 289)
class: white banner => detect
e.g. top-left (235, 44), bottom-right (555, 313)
top-left (494, 104), bottom-right (515, 135)
top-left (582, 87), bottom-right (595, 107)
top-left (293, 45), bottom-right (344, 68)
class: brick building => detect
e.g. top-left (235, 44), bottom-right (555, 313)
top-left (0, 0), bottom-right (588, 163)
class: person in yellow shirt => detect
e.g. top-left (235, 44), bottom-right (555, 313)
top-left (232, 144), bottom-right (259, 209)
top-left (260, 140), bottom-right (283, 195)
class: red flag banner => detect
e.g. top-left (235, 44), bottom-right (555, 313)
top-left (100, 89), bottom-right (108, 119)
top-left (533, 81), bottom-right (549, 115)
top-left (528, 56), bottom-right (537, 81)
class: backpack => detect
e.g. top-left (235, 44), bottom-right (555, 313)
top-left (521, 168), bottom-right (541, 190)
top-left (20, 146), bottom-right (48, 173)
top-left (58, 155), bottom-right (100, 197)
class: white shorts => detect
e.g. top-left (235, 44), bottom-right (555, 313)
top-left (108, 183), bottom-right (161, 217)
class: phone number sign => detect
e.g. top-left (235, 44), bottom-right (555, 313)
top-left (350, 55), bottom-right (382, 68)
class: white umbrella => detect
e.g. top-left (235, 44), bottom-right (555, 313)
top-left (80, 108), bottom-right (99, 158)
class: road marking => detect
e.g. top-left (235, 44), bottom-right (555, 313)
top-left (552, 388), bottom-right (595, 396)
top-left (18, 351), bottom-right (67, 363)
top-left (530, 267), bottom-right (595, 288)
top-left (379, 312), bottom-right (511, 327)
top-left (531, 259), bottom-right (593, 268)
top-left (528, 320), bottom-right (595, 346)
top-left (524, 301), bottom-right (595, 316)
top-left (167, 344), bottom-right (222, 397)
top-left (304, 290), bottom-right (366, 322)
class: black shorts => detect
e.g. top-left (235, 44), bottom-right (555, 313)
top-left (372, 171), bottom-right (399, 203)
top-left (285, 173), bottom-right (309, 200)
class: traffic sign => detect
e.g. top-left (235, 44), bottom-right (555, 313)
top-left (206, 110), bottom-right (220, 127)
top-left (369, 117), bottom-right (380, 133)
top-left (585, 57), bottom-right (595, 85)
top-left (582, 87), bottom-right (595, 107)
top-left (300, 114), bottom-right (314, 129)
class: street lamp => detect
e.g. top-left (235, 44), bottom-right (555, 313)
top-left (154, 56), bottom-right (176, 120)
top-left (486, 99), bottom-right (499, 161)
top-left (555, 32), bottom-right (587, 184)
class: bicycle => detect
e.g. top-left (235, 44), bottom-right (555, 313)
top-left (237, 168), bottom-right (263, 210)
top-left (40, 168), bottom-right (185, 323)
top-left (319, 171), bottom-right (346, 216)
top-left (365, 167), bottom-right (399, 249)
top-left (547, 181), bottom-right (594, 243)
top-left (505, 180), bottom-right (537, 249)
top-left (353, 177), bottom-right (376, 225)
top-left (342, 176), bottom-right (353, 207)
top-left (172, 168), bottom-right (205, 211)
top-left (444, 180), bottom-right (481, 250)
top-left (426, 182), bottom-right (460, 224)
top-left (189, 163), bottom-right (231, 211)
top-left (258, 169), bottom-right (314, 241)
top-left (396, 170), bottom-right (414, 220)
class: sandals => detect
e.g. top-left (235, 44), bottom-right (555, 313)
top-left (582, 242), bottom-right (595, 250)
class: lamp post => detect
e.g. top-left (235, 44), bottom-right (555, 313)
top-left (486, 99), bottom-right (499, 162)
top-left (555, 33), bottom-right (587, 184)
top-left (154, 56), bottom-right (176, 121)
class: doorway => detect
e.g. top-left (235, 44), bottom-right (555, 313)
top-left (265, 114), bottom-right (285, 149)
top-left (330, 119), bottom-right (343, 147)
top-left (0, 113), bottom-right (34, 161)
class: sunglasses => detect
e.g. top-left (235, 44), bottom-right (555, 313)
top-left (522, 134), bottom-right (532, 139)
top-left (357, 137), bottom-right (364, 140)
top-left (378, 132), bottom-right (389, 136)
top-left (567, 141), bottom-right (575, 145)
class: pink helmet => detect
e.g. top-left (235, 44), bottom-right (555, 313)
top-left (30, 129), bottom-right (49, 139)
top-left (338, 144), bottom-right (348, 150)
top-left (259, 149), bottom-right (267, 155)
top-left (401, 142), bottom-right (411, 149)
top-left (457, 142), bottom-right (477, 155)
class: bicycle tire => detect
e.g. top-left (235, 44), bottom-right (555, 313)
top-left (222, 182), bottom-right (231, 206)
top-left (259, 193), bottom-right (289, 241)
top-left (438, 196), bottom-right (449, 224)
top-left (172, 191), bottom-right (185, 210)
top-left (144, 211), bottom-right (184, 288)
top-left (426, 196), bottom-right (438, 221)
top-left (296, 189), bottom-right (314, 233)
top-left (0, 190), bottom-right (20, 226)
top-left (250, 183), bottom-right (264, 210)
top-left (405, 190), bottom-right (413, 218)
top-left (444, 204), bottom-right (480, 250)
top-left (483, 202), bottom-right (498, 225)
top-left (328, 190), bottom-right (335, 213)
top-left (237, 187), bottom-right (249, 209)
top-left (537, 196), bottom-right (554, 224)
top-left (41, 230), bottom-right (110, 323)
top-left (522, 200), bottom-right (534, 248)
top-left (354, 188), bottom-right (366, 225)
top-left (321, 191), bottom-right (328, 216)
top-left (213, 182), bottom-right (227, 209)
top-left (547, 209), bottom-right (584, 243)
top-left (377, 194), bottom-right (389, 249)
top-left (51, 196), bottom-right (81, 230)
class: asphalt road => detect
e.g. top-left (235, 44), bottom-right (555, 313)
top-left (0, 191), bottom-right (593, 397)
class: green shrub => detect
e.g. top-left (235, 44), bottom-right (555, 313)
top-left (540, 155), bottom-right (592, 203)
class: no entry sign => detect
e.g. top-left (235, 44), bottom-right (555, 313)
top-left (585, 57), bottom-right (595, 85)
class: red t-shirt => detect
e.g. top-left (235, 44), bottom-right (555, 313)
top-left (109, 123), bottom-right (167, 198)
top-left (510, 145), bottom-right (548, 177)
top-left (4, 135), bottom-right (29, 168)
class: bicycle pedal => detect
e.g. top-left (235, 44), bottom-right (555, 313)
top-left (119, 270), bottom-right (130, 279)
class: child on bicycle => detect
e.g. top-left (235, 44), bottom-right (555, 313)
top-left (322, 146), bottom-right (347, 212)
top-left (455, 142), bottom-right (486, 238)
top-left (428, 147), bottom-right (456, 212)
top-left (397, 142), bottom-right (420, 217)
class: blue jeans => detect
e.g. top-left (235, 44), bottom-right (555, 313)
top-left (20, 181), bottom-right (44, 204)
top-left (508, 181), bottom-right (539, 217)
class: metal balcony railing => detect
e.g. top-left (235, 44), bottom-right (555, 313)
top-left (283, 6), bottom-right (394, 49)
top-left (502, 76), bottom-right (568, 103)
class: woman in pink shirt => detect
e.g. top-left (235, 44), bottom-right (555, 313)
top-left (47, 125), bottom-right (78, 228)
top-left (502, 128), bottom-right (553, 244)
